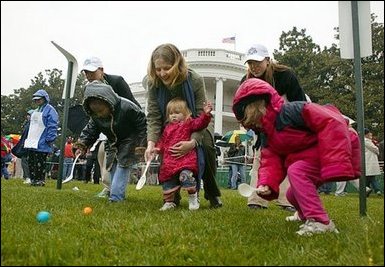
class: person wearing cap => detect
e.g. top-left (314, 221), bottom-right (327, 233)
top-left (82, 56), bottom-right (142, 197)
top-left (23, 89), bottom-right (59, 186)
top-left (241, 43), bottom-right (307, 212)
top-left (82, 56), bottom-right (141, 108)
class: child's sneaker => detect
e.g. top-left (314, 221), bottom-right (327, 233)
top-left (188, 193), bottom-right (200, 210)
top-left (159, 202), bottom-right (176, 211)
top-left (296, 219), bottom-right (339, 236)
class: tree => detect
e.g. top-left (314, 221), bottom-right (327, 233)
top-left (1, 69), bottom-right (86, 142)
top-left (273, 15), bottom-right (384, 139)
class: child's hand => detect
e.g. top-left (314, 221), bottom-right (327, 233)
top-left (203, 101), bottom-right (213, 114)
top-left (153, 147), bottom-right (161, 154)
top-left (256, 185), bottom-right (271, 195)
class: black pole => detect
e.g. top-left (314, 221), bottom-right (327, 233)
top-left (351, 1), bottom-right (367, 216)
top-left (56, 61), bottom-right (73, 189)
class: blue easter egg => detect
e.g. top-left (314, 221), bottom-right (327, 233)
top-left (36, 211), bottom-right (51, 223)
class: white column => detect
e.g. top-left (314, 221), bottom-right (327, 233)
top-left (214, 77), bottom-right (225, 135)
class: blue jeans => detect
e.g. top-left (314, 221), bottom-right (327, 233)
top-left (109, 162), bottom-right (132, 202)
top-left (63, 157), bottom-right (74, 178)
top-left (230, 164), bottom-right (246, 189)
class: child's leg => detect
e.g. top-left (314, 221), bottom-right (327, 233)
top-left (179, 170), bottom-right (196, 194)
top-left (162, 177), bottom-right (181, 203)
top-left (109, 163), bottom-right (131, 202)
top-left (179, 170), bottom-right (199, 210)
top-left (286, 160), bottom-right (330, 224)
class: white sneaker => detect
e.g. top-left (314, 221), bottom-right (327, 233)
top-left (96, 188), bottom-right (110, 198)
top-left (296, 219), bottom-right (339, 236)
top-left (159, 202), bottom-right (176, 211)
top-left (23, 178), bottom-right (31, 184)
top-left (285, 211), bottom-right (301, 222)
top-left (188, 193), bottom-right (200, 210)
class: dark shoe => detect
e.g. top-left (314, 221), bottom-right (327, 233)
top-left (248, 204), bottom-right (267, 210)
top-left (174, 191), bottom-right (181, 206)
top-left (280, 206), bottom-right (296, 212)
top-left (209, 196), bottom-right (223, 208)
top-left (31, 180), bottom-right (45, 186)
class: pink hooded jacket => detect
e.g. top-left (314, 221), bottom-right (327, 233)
top-left (232, 78), bottom-right (361, 200)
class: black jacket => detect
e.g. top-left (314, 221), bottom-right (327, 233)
top-left (80, 81), bottom-right (147, 170)
top-left (104, 73), bottom-right (141, 108)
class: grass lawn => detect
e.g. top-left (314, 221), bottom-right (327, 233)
top-left (1, 178), bottom-right (384, 266)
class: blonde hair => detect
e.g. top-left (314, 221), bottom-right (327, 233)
top-left (247, 59), bottom-right (290, 87)
top-left (147, 43), bottom-right (188, 88)
top-left (241, 99), bottom-right (267, 127)
top-left (166, 97), bottom-right (192, 122)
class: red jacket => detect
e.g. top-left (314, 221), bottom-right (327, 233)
top-left (156, 112), bottom-right (212, 182)
top-left (233, 78), bottom-right (361, 200)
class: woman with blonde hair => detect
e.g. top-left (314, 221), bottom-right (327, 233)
top-left (145, 43), bottom-right (222, 208)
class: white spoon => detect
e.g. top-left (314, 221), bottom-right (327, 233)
top-left (135, 160), bottom-right (152, 190)
top-left (62, 154), bottom-right (80, 184)
top-left (237, 183), bottom-right (262, 197)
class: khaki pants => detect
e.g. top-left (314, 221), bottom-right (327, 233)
top-left (247, 149), bottom-right (293, 208)
top-left (98, 141), bottom-right (110, 190)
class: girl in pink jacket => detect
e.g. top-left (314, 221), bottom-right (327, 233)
top-left (232, 78), bottom-right (360, 236)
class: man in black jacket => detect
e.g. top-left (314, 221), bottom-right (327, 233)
top-left (82, 56), bottom-right (141, 108)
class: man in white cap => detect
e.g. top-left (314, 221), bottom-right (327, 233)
top-left (82, 56), bottom-right (141, 108)
top-left (81, 57), bottom-right (143, 198)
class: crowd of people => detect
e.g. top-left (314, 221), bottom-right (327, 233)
top-left (2, 42), bottom-right (383, 236)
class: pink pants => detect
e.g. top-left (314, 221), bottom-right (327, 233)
top-left (286, 160), bottom-right (330, 224)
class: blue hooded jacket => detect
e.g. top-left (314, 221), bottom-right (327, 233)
top-left (28, 89), bottom-right (59, 153)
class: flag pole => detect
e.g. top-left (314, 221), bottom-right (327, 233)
top-left (234, 34), bottom-right (236, 51)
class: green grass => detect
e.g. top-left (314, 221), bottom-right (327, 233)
top-left (1, 179), bottom-right (384, 266)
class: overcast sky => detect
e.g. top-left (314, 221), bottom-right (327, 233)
top-left (1, 1), bottom-right (384, 96)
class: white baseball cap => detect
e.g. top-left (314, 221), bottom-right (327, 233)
top-left (82, 57), bottom-right (103, 72)
top-left (244, 44), bottom-right (270, 63)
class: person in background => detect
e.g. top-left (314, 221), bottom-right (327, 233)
top-left (63, 136), bottom-right (75, 180)
top-left (232, 78), bottom-right (360, 235)
top-left (227, 135), bottom-right (246, 189)
top-left (241, 43), bottom-right (307, 212)
top-left (23, 89), bottom-right (59, 186)
top-left (364, 128), bottom-right (382, 196)
top-left (1, 135), bottom-right (12, 180)
top-left (73, 81), bottom-right (146, 202)
top-left (10, 109), bottom-right (34, 184)
top-left (84, 141), bottom-right (102, 184)
top-left (154, 98), bottom-right (213, 211)
top-left (144, 43), bottom-right (222, 208)
top-left (21, 110), bottom-right (33, 184)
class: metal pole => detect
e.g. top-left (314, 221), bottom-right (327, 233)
top-left (56, 62), bottom-right (73, 189)
top-left (351, 1), bottom-right (367, 216)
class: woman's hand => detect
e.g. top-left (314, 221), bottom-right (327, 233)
top-left (170, 140), bottom-right (196, 158)
top-left (145, 141), bottom-right (156, 162)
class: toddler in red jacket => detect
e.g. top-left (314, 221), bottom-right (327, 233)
top-left (155, 97), bottom-right (212, 211)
